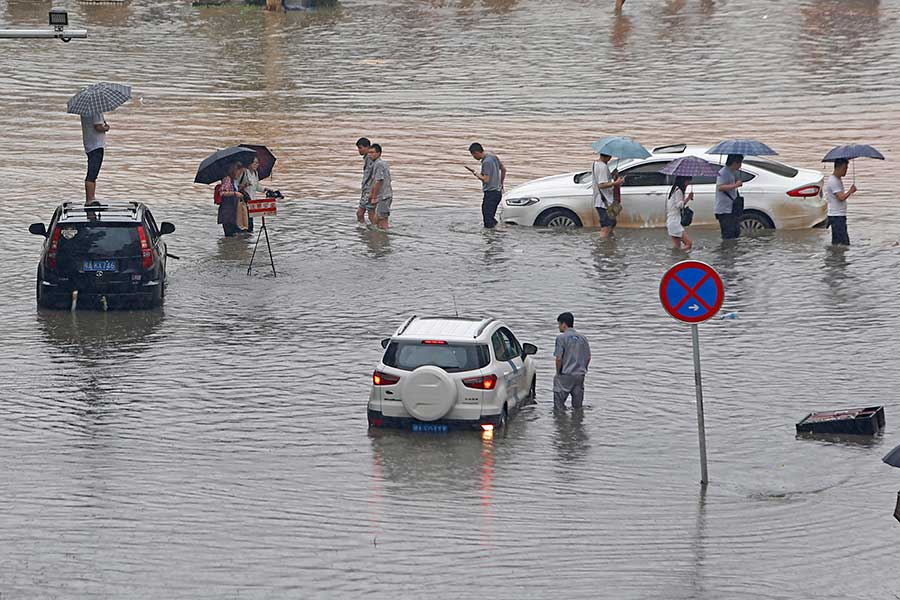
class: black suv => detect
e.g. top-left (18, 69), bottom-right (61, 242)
top-left (30, 202), bottom-right (175, 310)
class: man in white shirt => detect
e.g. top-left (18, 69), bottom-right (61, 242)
top-left (825, 158), bottom-right (857, 246)
top-left (81, 112), bottom-right (109, 204)
top-left (592, 153), bottom-right (624, 238)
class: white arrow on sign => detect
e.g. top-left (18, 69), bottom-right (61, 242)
top-left (689, 303), bottom-right (700, 312)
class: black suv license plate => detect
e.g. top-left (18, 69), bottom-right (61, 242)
top-left (83, 259), bottom-right (117, 272)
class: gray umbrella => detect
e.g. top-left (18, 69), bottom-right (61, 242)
top-left (883, 443), bottom-right (900, 468)
top-left (67, 82), bottom-right (132, 116)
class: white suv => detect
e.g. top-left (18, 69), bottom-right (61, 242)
top-left (368, 316), bottom-right (538, 432)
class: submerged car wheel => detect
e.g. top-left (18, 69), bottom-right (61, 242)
top-left (497, 405), bottom-right (508, 430)
top-left (536, 208), bottom-right (582, 228)
top-left (740, 212), bottom-right (774, 235)
top-left (528, 377), bottom-right (536, 402)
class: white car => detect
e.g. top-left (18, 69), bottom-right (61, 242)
top-left (501, 143), bottom-right (827, 233)
top-left (368, 316), bottom-right (538, 432)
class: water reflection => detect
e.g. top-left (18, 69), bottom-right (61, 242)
top-left (611, 11), bottom-right (633, 51)
top-left (552, 409), bottom-right (590, 465)
top-left (357, 226), bottom-right (393, 258)
top-left (38, 309), bottom-right (164, 365)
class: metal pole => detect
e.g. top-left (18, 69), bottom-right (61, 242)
top-left (262, 216), bottom-right (276, 277)
top-left (247, 225), bottom-right (263, 276)
top-left (691, 324), bottom-right (709, 485)
top-left (0, 29), bottom-right (87, 40)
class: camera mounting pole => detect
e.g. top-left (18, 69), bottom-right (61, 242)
top-left (0, 9), bottom-right (87, 42)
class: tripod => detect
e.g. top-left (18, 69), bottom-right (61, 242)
top-left (247, 216), bottom-right (277, 277)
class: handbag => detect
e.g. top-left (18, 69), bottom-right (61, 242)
top-left (680, 206), bottom-right (694, 227)
top-left (731, 191), bottom-right (744, 216)
top-left (606, 200), bottom-right (623, 218)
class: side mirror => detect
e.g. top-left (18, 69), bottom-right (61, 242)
top-left (381, 338), bottom-right (391, 349)
top-left (29, 223), bottom-right (47, 237)
top-left (159, 222), bottom-right (176, 235)
top-left (522, 343), bottom-right (538, 357)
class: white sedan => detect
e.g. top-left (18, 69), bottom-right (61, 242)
top-left (501, 144), bottom-right (827, 233)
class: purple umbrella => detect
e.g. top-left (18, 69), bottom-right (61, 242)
top-left (658, 156), bottom-right (721, 178)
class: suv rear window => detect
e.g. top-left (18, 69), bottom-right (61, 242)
top-left (56, 224), bottom-right (141, 259)
top-left (383, 341), bottom-right (490, 373)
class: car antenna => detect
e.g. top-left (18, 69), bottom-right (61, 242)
top-left (452, 292), bottom-right (459, 318)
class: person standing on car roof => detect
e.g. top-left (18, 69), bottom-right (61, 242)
top-left (825, 158), bottom-right (857, 246)
top-left (468, 143), bottom-right (507, 229)
top-left (356, 137), bottom-right (376, 225)
top-left (715, 154), bottom-right (744, 241)
top-left (553, 312), bottom-right (592, 411)
top-left (81, 112), bottom-right (109, 205)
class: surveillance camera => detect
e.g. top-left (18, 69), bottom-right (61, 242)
top-left (49, 8), bottom-right (68, 28)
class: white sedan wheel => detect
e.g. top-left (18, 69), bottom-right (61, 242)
top-left (401, 366), bottom-right (458, 422)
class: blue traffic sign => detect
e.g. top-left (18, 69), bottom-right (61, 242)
top-left (659, 261), bottom-right (724, 324)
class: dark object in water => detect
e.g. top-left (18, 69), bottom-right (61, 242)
top-left (796, 406), bottom-right (885, 436)
top-left (283, 0), bottom-right (338, 9)
top-left (895, 492), bottom-right (900, 524)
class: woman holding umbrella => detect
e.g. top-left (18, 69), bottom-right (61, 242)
top-left (218, 162), bottom-right (246, 238)
top-left (667, 176), bottom-right (693, 251)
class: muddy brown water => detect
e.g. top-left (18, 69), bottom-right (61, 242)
top-left (2, 1), bottom-right (900, 598)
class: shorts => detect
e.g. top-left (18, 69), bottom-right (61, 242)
top-left (596, 206), bottom-right (617, 229)
top-left (828, 215), bottom-right (850, 246)
top-left (85, 148), bottom-right (104, 182)
top-left (376, 197), bottom-right (392, 218)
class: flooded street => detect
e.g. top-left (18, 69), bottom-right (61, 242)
top-left (2, 0), bottom-right (900, 597)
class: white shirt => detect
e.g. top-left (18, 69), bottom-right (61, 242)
top-left (825, 174), bottom-right (846, 216)
top-left (80, 113), bottom-right (106, 153)
top-left (592, 161), bottom-right (614, 208)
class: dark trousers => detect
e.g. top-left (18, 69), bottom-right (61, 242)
top-left (716, 213), bottom-right (740, 240)
top-left (222, 223), bottom-right (240, 237)
top-left (829, 216), bottom-right (850, 246)
top-left (482, 190), bottom-right (502, 228)
top-left (247, 217), bottom-right (254, 233)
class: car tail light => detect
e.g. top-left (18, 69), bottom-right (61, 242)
top-left (787, 185), bottom-right (821, 198)
top-left (422, 340), bottom-right (447, 345)
top-left (373, 370), bottom-right (400, 386)
top-left (137, 226), bottom-right (152, 269)
top-left (46, 226), bottom-right (61, 270)
top-left (463, 375), bottom-right (497, 390)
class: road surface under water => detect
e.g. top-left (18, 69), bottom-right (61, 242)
top-left (1, 0), bottom-right (900, 598)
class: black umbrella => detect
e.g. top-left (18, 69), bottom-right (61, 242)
top-left (194, 146), bottom-right (257, 184)
top-left (883, 443), bottom-right (900, 468)
top-left (239, 144), bottom-right (277, 180)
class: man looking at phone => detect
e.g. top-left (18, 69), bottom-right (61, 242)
top-left (468, 142), bottom-right (506, 229)
top-left (81, 112), bottom-right (109, 205)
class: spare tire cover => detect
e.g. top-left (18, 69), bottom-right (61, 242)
top-left (401, 366), bottom-right (458, 422)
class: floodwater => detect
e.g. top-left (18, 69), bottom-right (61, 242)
top-left (2, 0), bottom-right (900, 597)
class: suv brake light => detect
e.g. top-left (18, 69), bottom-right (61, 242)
top-left (373, 370), bottom-right (400, 386)
top-left (46, 226), bottom-right (61, 270)
top-left (422, 340), bottom-right (447, 345)
top-left (787, 185), bottom-right (821, 198)
top-left (463, 374), bottom-right (497, 390)
top-left (137, 226), bottom-right (152, 269)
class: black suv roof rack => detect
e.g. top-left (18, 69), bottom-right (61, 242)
top-left (59, 201), bottom-right (142, 222)
top-left (652, 143), bottom-right (687, 154)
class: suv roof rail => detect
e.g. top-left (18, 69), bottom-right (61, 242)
top-left (474, 318), bottom-right (497, 339)
top-left (396, 315), bottom-right (417, 336)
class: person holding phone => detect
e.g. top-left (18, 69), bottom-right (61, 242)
top-left (468, 142), bottom-right (507, 229)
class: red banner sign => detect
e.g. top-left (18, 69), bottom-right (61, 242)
top-left (248, 199), bottom-right (277, 217)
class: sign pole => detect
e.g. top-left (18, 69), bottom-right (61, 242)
top-left (691, 323), bottom-right (709, 485)
top-left (246, 200), bottom-right (278, 277)
top-left (659, 260), bottom-right (723, 487)
top-left (262, 216), bottom-right (276, 277)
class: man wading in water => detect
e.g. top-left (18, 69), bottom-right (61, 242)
top-left (467, 142), bottom-right (507, 229)
top-left (553, 312), bottom-right (592, 411)
top-left (355, 137), bottom-right (375, 225)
